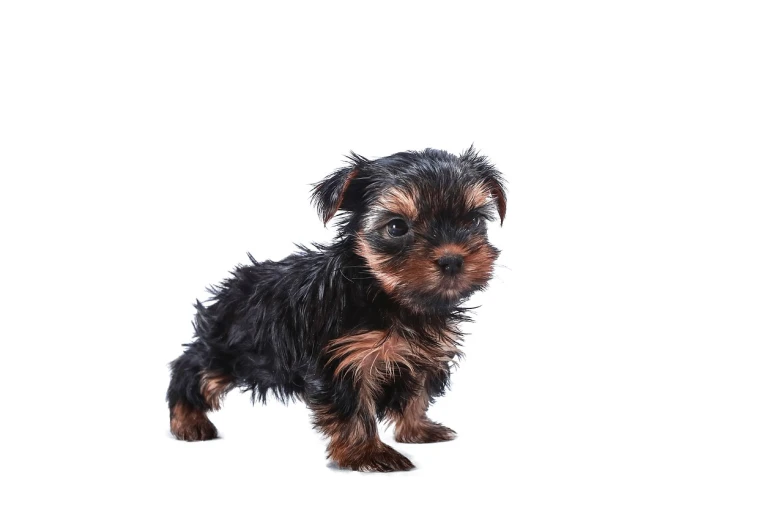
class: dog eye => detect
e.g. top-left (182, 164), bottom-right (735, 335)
top-left (470, 215), bottom-right (484, 227)
top-left (386, 219), bottom-right (409, 237)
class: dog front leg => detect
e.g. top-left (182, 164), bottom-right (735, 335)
top-left (391, 381), bottom-right (457, 444)
top-left (311, 401), bottom-right (414, 472)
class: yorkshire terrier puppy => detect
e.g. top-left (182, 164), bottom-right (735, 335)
top-left (167, 147), bottom-right (506, 471)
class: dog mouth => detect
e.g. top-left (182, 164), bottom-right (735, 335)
top-left (437, 276), bottom-right (471, 294)
top-left (403, 274), bottom-right (484, 308)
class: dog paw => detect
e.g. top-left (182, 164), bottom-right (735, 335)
top-left (338, 443), bottom-right (415, 472)
top-left (395, 422), bottom-right (456, 444)
top-left (170, 404), bottom-right (218, 441)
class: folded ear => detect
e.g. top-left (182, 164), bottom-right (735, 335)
top-left (485, 175), bottom-right (507, 225)
top-left (460, 146), bottom-right (507, 225)
top-left (310, 153), bottom-right (368, 224)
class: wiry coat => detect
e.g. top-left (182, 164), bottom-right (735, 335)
top-left (167, 147), bottom-right (506, 471)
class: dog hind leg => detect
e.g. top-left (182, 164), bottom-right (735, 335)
top-left (166, 343), bottom-right (233, 441)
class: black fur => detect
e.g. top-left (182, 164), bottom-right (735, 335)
top-left (166, 147), bottom-right (506, 471)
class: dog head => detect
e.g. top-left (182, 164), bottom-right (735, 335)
top-left (312, 147), bottom-right (506, 310)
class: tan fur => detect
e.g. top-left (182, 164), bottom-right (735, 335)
top-left (327, 329), bottom-right (418, 417)
top-left (391, 386), bottom-right (457, 443)
top-left (327, 328), bottom-right (461, 383)
top-left (432, 244), bottom-right (470, 260)
top-left (310, 387), bottom-right (414, 472)
top-left (465, 179), bottom-right (506, 224)
top-left (328, 330), bottom-right (415, 380)
top-left (389, 333), bottom-right (461, 443)
top-left (464, 182), bottom-right (491, 209)
top-left (377, 186), bottom-right (419, 221)
top-left (170, 402), bottom-right (217, 441)
top-left (316, 327), bottom-right (460, 468)
top-left (169, 372), bottom-right (233, 441)
top-left (355, 181), bottom-right (499, 308)
top-left (397, 239), bottom-right (497, 299)
top-left (462, 238), bottom-right (498, 281)
top-left (310, 403), bottom-right (376, 468)
top-left (355, 232), bottom-right (401, 294)
top-left (200, 371), bottom-right (234, 411)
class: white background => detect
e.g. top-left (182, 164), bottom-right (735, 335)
top-left (2, 1), bottom-right (782, 521)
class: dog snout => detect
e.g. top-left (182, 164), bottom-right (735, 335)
top-left (437, 255), bottom-right (464, 276)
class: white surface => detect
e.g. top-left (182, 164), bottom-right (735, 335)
top-left (2, 1), bottom-right (782, 521)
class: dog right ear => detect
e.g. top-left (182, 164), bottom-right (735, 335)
top-left (460, 145), bottom-right (507, 225)
top-left (311, 153), bottom-right (368, 224)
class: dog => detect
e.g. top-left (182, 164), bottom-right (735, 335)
top-left (167, 147), bottom-right (506, 471)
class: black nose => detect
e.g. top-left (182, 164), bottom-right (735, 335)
top-left (437, 255), bottom-right (464, 276)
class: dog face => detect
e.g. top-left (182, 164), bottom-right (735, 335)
top-left (312, 147), bottom-right (506, 310)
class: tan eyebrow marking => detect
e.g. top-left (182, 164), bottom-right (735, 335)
top-left (464, 183), bottom-right (491, 210)
top-left (377, 187), bottom-right (419, 220)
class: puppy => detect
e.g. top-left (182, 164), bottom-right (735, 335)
top-left (167, 147), bottom-right (506, 471)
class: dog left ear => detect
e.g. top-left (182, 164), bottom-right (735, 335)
top-left (485, 175), bottom-right (507, 225)
top-left (461, 146), bottom-right (507, 225)
top-left (311, 153), bottom-right (369, 224)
